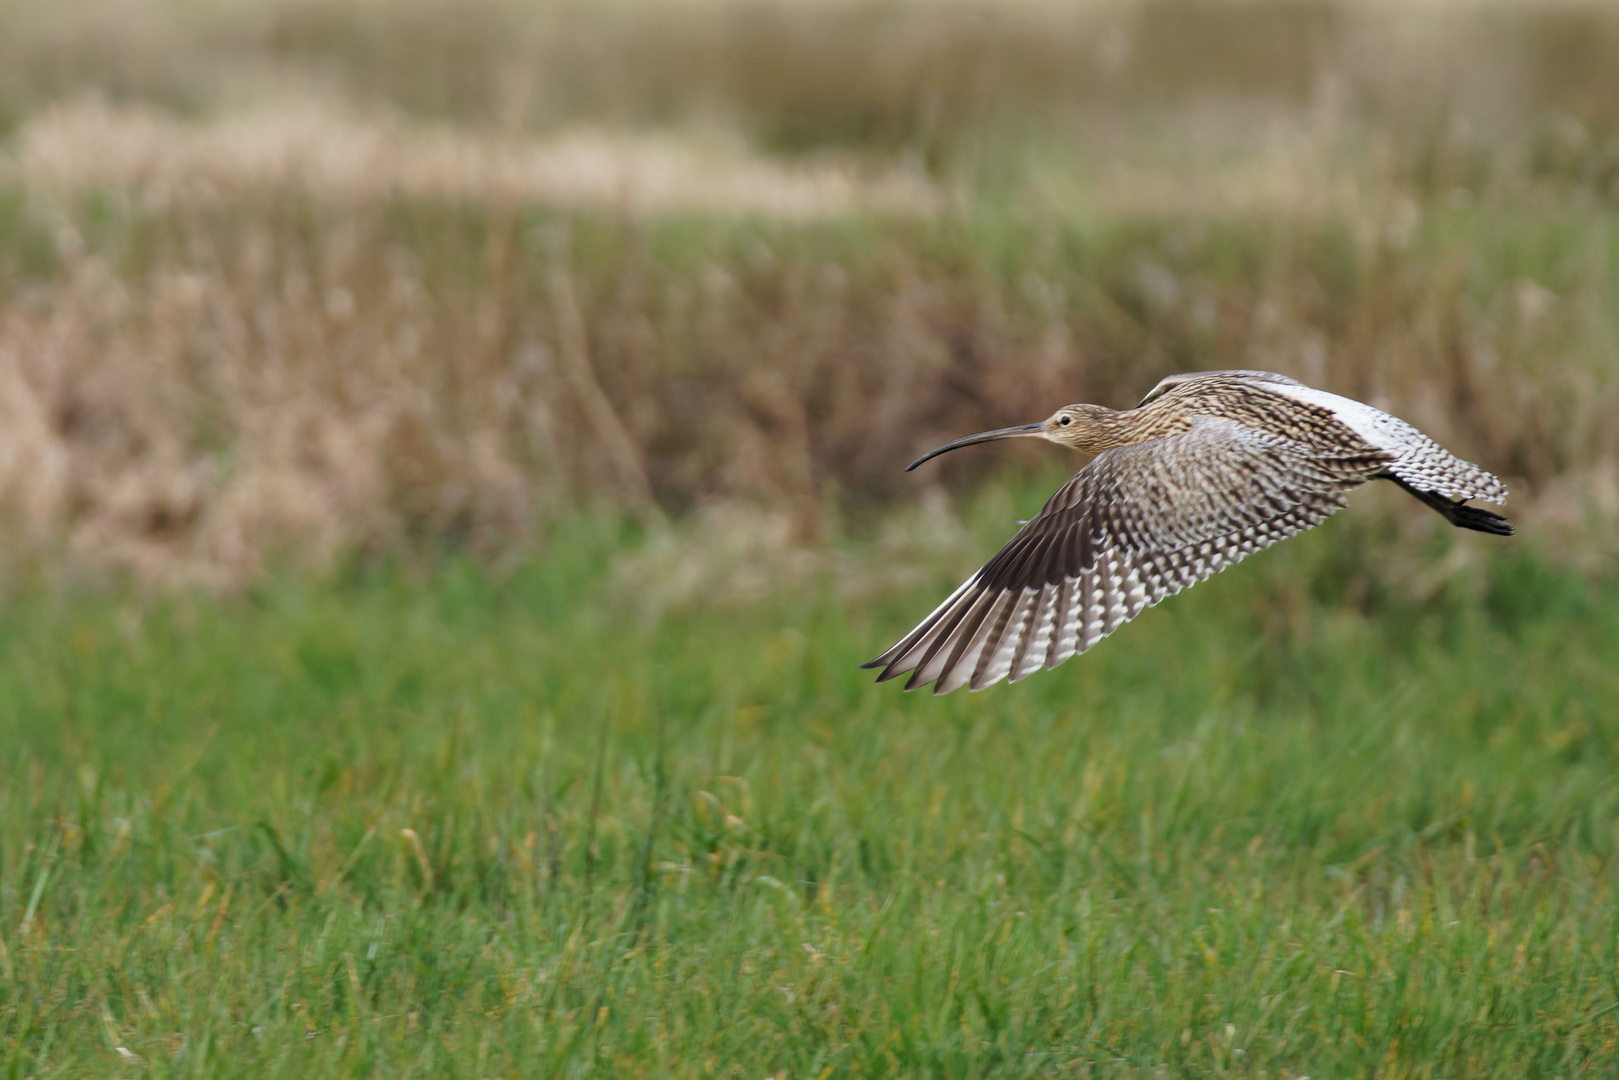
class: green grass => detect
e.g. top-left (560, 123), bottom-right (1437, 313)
top-left (1, 505), bottom-right (1616, 1077)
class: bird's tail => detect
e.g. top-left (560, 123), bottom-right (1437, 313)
top-left (1446, 502), bottom-right (1515, 536)
top-left (1388, 475), bottom-right (1514, 536)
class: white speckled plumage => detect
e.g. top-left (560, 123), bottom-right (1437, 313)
top-left (1265, 383), bottom-right (1508, 504)
top-left (866, 370), bottom-right (1512, 694)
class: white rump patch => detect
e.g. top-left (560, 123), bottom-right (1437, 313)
top-left (1264, 384), bottom-right (1413, 454)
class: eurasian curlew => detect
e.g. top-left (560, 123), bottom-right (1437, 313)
top-left (865, 369), bottom-right (1513, 694)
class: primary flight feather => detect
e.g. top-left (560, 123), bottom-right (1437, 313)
top-left (864, 370), bottom-right (1512, 694)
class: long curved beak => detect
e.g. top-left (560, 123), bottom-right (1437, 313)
top-left (906, 423), bottom-right (1044, 471)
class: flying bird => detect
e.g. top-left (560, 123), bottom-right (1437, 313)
top-left (865, 369), bottom-right (1512, 694)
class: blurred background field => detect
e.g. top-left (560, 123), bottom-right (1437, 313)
top-left (1, 0), bottom-right (1617, 1074)
top-left (0, 0), bottom-right (1617, 584)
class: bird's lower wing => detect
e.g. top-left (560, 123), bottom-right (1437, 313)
top-left (865, 419), bottom-right (1390, 694)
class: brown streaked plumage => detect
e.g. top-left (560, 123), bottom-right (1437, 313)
top-left (865, 369), bottom-right (1512, 694)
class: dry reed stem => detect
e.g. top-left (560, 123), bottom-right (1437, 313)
top-left (545, 238), bottom-right (662, 525)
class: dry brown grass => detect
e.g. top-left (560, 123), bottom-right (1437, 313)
top-left (1, 182), bottom-right (1613, 588)
top-left (0, 0), bottom-right (1615, 587)
top-left (10, 101), bottom-right (938, 220)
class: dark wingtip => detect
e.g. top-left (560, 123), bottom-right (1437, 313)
top-left (1454, 505), bottom-right (1515, 536)
top-left (858, 658), bottom-right (885, 670)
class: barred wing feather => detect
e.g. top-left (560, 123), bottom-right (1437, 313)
top-left (864, 418), bottom-right (1390, 694)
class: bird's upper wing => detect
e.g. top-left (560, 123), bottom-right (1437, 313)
top-left (1136, 369), bottom-right (1301, 407)
top-left (865, 417), bottom-right (1391, 694)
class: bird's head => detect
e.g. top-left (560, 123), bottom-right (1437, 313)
top-left (906, 404), bottom-right (1120, 471)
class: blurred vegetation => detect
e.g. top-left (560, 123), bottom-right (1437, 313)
top-left (6, 0), bottom-right (1619, 183)
top-left (0, 189), bottom-right (1613, 585)
top-left (0, 0), bottom-right (1613, 586)
top-left (0, 2), bottom-right (1612, 151)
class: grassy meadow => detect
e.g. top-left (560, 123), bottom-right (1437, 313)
top-left (3, 511), bottom-right (1619, 1076)
top-left (1, 0), bottom-right (1618, 1075)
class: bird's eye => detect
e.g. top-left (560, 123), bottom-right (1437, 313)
top-left (1059, 415), bottom-right (1072, 426)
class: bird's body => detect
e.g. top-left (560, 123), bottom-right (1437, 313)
top-left (865, 369), bottom-right (1512, 694)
